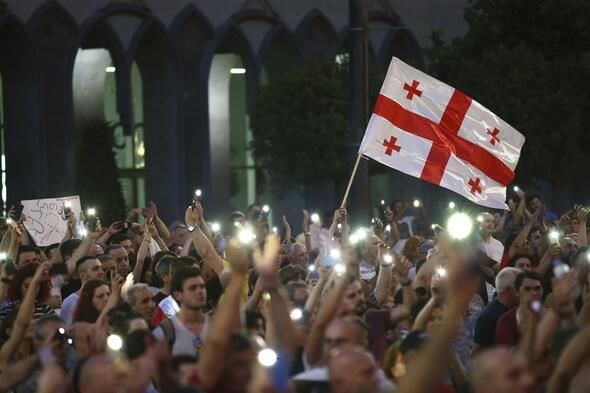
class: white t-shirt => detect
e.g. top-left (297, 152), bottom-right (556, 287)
top-left (482, 236), bottom-right (504, 263)
top-left (60, 293), bottom-right (79, 327)
top-left (152, 315), bottom-right (210, 357)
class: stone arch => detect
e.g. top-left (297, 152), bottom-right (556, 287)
top-left (296, 9), bottom-right (340, 59)
top-left (28, 1), bottom-right (79, 196)
top-left (0, 17), bottom-right (45, 204)
top-left (130, 19), bottom-right (182, 220)
top-left (170, 5), bottom-right (215, 202)
top-left (380, 28), bottom-right (424, 69)
top-left (258, 24), bottom-right (303, 83)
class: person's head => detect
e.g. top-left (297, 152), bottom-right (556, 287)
top-left (278, 265), bottom-right (307, 286)
top-left (560, 236), bottom-right (579, 261)
top-left (7, 262), bottom-right (51, 303)
top-left (17, 245), bottom-right (40, 266)
top-left (285, 280), bottom-right (309, 305)
top-left (60, 239), bottom-right (82, 261)
top-left (245, 310), bottom-right (265, 339)
top-left (76, 256), bottom-right (104, 283)
top-left (573, 247), bottom-right (590, 285)
top-left (397, 330), bottom-right (428, 375)
top-left (495, 267), bottom-right (520, 308)
top-left (105, 244), bottom-right (130, 277)
top-left (33, 315), bottom-right (69, 361)
top-left (155, 255), bottom-right (176, 288)
top-left (219, 333), bottom-right (256, 390)
top-left (526, 194), bottom-right (542, 212)
top-left (478, 213), bottom-right (495, 237)
top-left (527, 227), bottom-right (543, 249)
top-left (107, 303), bottom-right (149, 336)
top-left (323, 317), bottom-right (368, 357)
top-left (112, 235), bottom-right (134, 256)
top-left (425, 306), bottom-right (445, 332)
top-left (514, 271), bottom-right (543, 304)
top-left (469, 347), bottom-right (534, 393)
top-left (90, 244), bottom-right (104, 257)
top-left (75, 354), bottom-right (134, 393)
top-left (507, 254), bottom-right (533, 272)
top-left (360, 234), bottom-right (382, 264)
top-left (98, 254), bottom-right (116, 283)
top-left (338, 280), bottom-right (366, 317)
top-left (73, 280), bottom-right (110, 323)
top-left (171, 267), bottom-right (206, 311)
top-left (169, 221), bottom-right (190, 246)
top-left (287, 242), bottom-right (308, 267)
top-left (328, 345), bottom-right (379, 393)
top-left (124, 283), bottom-right (156, 321)
top-left (172, 355), bottom-right (198, 387)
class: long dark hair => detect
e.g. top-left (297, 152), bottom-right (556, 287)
top-left (7, 262), bottom-right (50, 303)
top-left (73, 280), bottom-right (108, 323)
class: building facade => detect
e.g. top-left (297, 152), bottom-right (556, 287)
top-left (0, 0), bottom-right (467, 222)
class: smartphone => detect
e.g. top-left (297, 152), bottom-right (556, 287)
top-left (49, 263), bottom-right (68, 276)
top-left (87, 215), bottom-right (99, 231)
top-left (1, 257), bottom-right (17, 275)
top-left (530, 300), bottom-right (542, 315)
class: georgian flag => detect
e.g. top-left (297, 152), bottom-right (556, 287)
top-left (359, 57), bottom-right (525, 209)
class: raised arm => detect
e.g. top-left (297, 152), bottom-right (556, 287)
top-left (547, 325), bottom-right (590, 393)
top-left (508, 210), bottom-right (538, 257)
top-left (96, 274), bottom-right (124, 327)
top-left (65, 222), bottom-right (101, 279)
top-left (372, 251), bottom-right (392, 305)
top-left (133, 219), bottom-right (153, 283)
top-left (0, 261), bottom-right (51, 370)
top-left (302, 210), bottom-right (312, 252)
top-left (576, 206), bottom-right (588, 247)
top-left (197, 242), bottom-right (248, 390)
top-left (185, 207), bottom-right (224, 275)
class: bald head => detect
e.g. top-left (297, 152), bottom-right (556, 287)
top-left (469, 347), bottom-right (533, 393)
top-left (328, 345), bottom-right (379, 393)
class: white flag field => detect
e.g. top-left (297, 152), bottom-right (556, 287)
top-left (359, 57), bottom-right (525, 209)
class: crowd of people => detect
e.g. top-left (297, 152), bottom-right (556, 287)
top-left (0, 191), bottom-right (589, 393)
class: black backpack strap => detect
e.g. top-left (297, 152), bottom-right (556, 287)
top-left (159, 318), bottom-right (176, 350)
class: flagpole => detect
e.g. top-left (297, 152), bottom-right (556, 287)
top-left (340, 153), bottom-right (363, 208)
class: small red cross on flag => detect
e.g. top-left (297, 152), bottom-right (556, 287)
top-left (382, 136), bottom-right (401, 156)
top-left (359, 57), bottom-right (525, 209)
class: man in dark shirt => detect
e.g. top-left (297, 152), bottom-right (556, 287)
top-left (495, 271), bottom-right (543, 347)
top-left (473, 267), bottom-right (520, 352)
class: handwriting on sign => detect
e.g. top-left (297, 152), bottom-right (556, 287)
top-left (21, 196), bottom-right (83, 246)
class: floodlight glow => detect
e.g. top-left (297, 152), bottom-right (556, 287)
top-left (349, 234), bottom-right (359, 244)
top-left (308, 264), bottom-right (316, 272)
top-left (413, 199), bottom-right (421, 208)
top-left (107, 334), bottom-right (123, 351)
top-left (258, 348), bottom-right (277, 367)
top-left (435, 266), bottom-right (447, 278)
top-left (549, 230), bottom-right (560, 244)
top-left (86, 208), bottom-right (96, 216)
top-left (230, 68), bottom-right (247, 74)
top-left (431, 224), bottom-right (437, 230)
top-left (0, 252), bottom-right (6, 260)
top-left (272, 226), bottom-right (278, 234)
top-left (105, 66), bottom-right (116, 73)
top-left (290, 308), bottom-right (303, 321)
top-left (382, 254), bottom-right (393, 265)
top-left (6, 217), bottom-right (13, 226)
top-left (337, 223), bottom-right (342, 229)
top-left (64, 201), bottom-right (72, 208)
top-left (448, 201), bottom-right (456, 209)
top-left (513, 185), bottom-right (520, 192)
top-left (262, 293), bottom-right (271, 301)
top-left (476, 215), bottom-right (484, 223)
top-left (380, 200), bottom-right (385, 206)
top-left (354, 228), bottom-right (367, 241)
top-left (238, 227), bottom-right (256, 244)
top-left (446, 212), bottom-right (473, 240)
top-left (334, 263), bottom-right (346, 276)
top-left (195, 189), bottom-right (202, 198)
top-left (385, 224), bottom-right (391, 232)
top-left (311, 213), bottom-right (320, 224)
top-left (262, 205), bottom-right (270, 213)
top-left (330, 248), bottom-right (341, 259)
top-left (79, 228), bottom-right (87, 237)
top-left (211, 222), bottom-right (221, 233)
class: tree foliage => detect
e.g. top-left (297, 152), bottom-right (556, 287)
top-left (428, 0), bottom-right (590, 186)
top-left (251, 58), bottom-right (383, 194)
top-left (74, 122), bottom-right (126, 224)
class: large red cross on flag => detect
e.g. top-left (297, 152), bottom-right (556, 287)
top-left (359, 57), bottom-right (525, 209)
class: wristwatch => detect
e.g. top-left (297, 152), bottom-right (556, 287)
top-left (187, 224), bottom-right (198, 232)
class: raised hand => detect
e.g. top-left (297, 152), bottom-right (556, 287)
top-left (302, 209), bottom-right (310, 232)
top-left (32, 261), bottom-right (52, 286)
top-left (185, 206), bottom-right (199, 227)
top-left (107, 221), bottom-right (123, 235)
